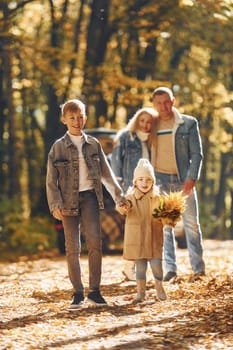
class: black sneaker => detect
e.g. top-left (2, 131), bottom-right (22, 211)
top-left (193, 271), bottom-right (205, 281)
top-left (87, 290), bottom-right (107, 306)
top-left (163, 271), bottom-right (177, 282)
top-left (68, 292), bottom-right (84, 310)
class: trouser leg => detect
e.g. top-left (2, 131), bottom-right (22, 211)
top-left (80, 191), bottom-right (102, 291)
top-left (182, 189), bottom-right (205, 273)
top-left (62, 215), bottom-right (84, 293)
top-left (135, 259), bottom-right (147, 301)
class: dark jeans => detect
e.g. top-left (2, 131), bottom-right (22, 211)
top-left (62, 190), bottom-right (102, 293)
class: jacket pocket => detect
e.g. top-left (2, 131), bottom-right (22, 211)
top-left (54, 160), bottom-right (71, 183)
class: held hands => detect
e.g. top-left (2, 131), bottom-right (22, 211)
top-left (52, 208), bottom-right (63, 221)
top-left (116, 200), bottom-right (132, 215)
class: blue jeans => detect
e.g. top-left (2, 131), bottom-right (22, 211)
top-left (136, 258), bottom-right (163, 281)
top-left (62, 190), bottom-right (102, 293)
top-left (155, 173), bottom-right (205, 274)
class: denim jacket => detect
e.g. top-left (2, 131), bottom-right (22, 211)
top-left (46, 132), bottom-right (124, 216)
top-left (151, 107), bottom-right (203, 183)
top-left (111, 131), bottom-right (147, 192)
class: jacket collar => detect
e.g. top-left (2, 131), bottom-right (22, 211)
top-left (134, 187), bottom-right (153, 200)
top-left (172, 107), bottom-right (184, 125)
top-left (63, 131), bottom-right (91, 147)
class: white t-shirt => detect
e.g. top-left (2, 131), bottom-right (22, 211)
top-left (68, 132), bottom-right (94, 191)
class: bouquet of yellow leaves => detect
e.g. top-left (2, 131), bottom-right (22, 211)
top-left (153, 191), bottom-right (186, 227)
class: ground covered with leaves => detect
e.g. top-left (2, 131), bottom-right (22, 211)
top-left (0, 240), bottom-right (233, 350)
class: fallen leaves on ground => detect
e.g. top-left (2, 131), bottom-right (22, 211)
top-left (0, 240), bottom-right (233, 350)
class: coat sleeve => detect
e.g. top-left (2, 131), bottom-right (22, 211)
top-left (187, 118), bottom-right (203, 180)
top-left (99, 142), bottom-right (125, 204)
top-left (46, 145), bottom-right (63, 213)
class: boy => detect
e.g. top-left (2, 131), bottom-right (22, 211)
top-left (46, 99), bottom-right (125, 309)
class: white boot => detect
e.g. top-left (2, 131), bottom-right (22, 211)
top-left (155, 279), bottom-right (167, 300)
top-left (135, 279), bottom-right (146, 302)
top-left (122, 260), bottom-right (136, 281)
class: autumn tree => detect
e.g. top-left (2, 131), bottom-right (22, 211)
top-left (0, 0), bottom-right (232, 248)
top-left (0, 1), bottom-right (23, 199)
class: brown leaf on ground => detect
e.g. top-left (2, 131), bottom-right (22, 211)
top-left (0, 240), bottom-right (233, 350)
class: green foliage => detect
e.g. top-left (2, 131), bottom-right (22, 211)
top-left (0, 196), bottom-right (22, 248)
top-left (0, 196), bottom-right (56, 254)
top-left (9, 217), bottom-right (57, 254)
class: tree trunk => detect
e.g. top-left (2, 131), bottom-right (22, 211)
top-left (0, 40), bottom-right (7, 192)
top-left (212, 152), bottom-right (229, 238)
top-left (82, 0), bottom-right (110, 125)
top-left (1, 4), bottom-right (20, 198)
top-left (230, 190), bottom-right (233, 240)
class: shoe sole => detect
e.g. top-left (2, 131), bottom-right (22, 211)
top-left (87, 298), bottom-right (107, 307)
top-left (163, 274), bottom-right (177, 282)
top-left (67, 301), bottom-right (85, 311)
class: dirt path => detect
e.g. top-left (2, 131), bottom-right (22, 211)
top-left (0, 240), bottom-right (233, 350)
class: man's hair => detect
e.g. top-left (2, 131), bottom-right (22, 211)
top-left (152, 87), bottom-right (174, 100)
top-left (60, 99), bottom-right (86, 116)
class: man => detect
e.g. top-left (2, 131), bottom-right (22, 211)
top-left (151, 87), bottom-right (205, 281)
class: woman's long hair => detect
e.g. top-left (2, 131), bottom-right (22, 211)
top-left (114, 107), bottom-right (158, 148)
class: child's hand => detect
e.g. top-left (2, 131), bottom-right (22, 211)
top-left (116, 200), bottom-right (132, 215)
top-left (124, 200), bottom-right (132, 211)
top-left (52, 209), bottom-right (63, 221)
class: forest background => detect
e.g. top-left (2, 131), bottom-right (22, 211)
top-left (0, 0), bottom-right (233, 257)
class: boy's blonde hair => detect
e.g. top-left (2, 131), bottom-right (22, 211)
top-left (60, 99), bottom-right (86, 117)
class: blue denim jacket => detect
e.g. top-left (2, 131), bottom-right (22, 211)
top-left (151, 108), bottom-right (203, 183)
top-left (111, 131), bottom-right (147, 192)
top-left (46, 132), bottom-right (124, 216)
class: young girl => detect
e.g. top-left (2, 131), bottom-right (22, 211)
top-left (116, 158), bottom-right (167, 302)
top-left (111, 107), bottom-right (158, 281)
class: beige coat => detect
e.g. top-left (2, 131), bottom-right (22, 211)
top-left (116, 187), bottom-right (163, 260)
